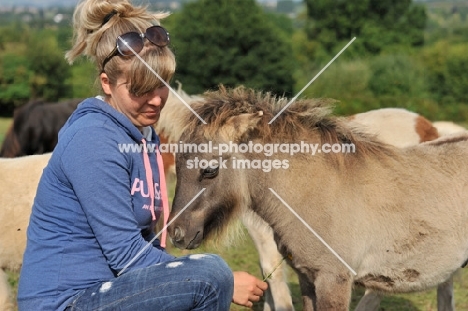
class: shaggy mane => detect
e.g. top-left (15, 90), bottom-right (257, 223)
top-left (182, 85), bottom-right (397, 164)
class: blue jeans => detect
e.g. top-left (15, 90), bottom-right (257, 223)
top-left (65, 254), bottom-right (234, 311)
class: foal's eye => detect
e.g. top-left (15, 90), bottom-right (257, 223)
top-left (199, 166), bottom-right (219, 181)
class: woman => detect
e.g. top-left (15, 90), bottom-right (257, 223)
top-left (17, 0), bottom-right (267, 310)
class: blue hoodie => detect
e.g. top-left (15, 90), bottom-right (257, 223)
top-left (17, 97), bottom-right (175, 311)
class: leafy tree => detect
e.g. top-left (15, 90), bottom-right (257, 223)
top-left (67, 58), bottom-right (98, 99)
top-left (304, 0), bottom-right (427, 56)
top-left (422, 41), bottom-right (468, 107)
top-left (26, 32), bottom-right (71, 101)
top-left (0, 52), bottom-right (31, 114)
top-left (168, 0), bottom-right (294, 96)
top-left (368, 54), bottom-right (428, 98)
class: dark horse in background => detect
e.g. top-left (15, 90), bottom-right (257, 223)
top-left (0, 99), bottom-right (81, 157)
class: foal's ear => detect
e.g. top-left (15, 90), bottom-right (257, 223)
top-left (221, 111), bottom-right (264, 141)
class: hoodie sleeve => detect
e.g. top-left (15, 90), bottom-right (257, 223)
top-left (60, 125), bottom-right (175, 274)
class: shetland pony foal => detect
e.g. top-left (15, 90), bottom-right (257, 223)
top-left (158, 88), bottom-right (451, 310)
top-left (168, 86), bottom-right (468, 311)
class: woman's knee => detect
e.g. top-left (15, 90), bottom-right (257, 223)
top-left (186, 254), bottom-right (233, 284)
top-left (170, 254), bottom-right (233, 310)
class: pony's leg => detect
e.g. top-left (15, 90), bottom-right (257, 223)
top-left (437, 275), bottom-right (454, 311)
top-left (241, 212), bottom-right (295, 311)
top-left (354, 289), bottom-right (382, 311)
top-left (298, 274), bottom-right (316, 311)
top-left (0, 270), bottom-right (14, 311)
top-left (354, 277), bottom-right (455, 311)
top-left (314, 271), bottom-right (352, 311)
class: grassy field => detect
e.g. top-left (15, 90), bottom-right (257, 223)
top-left (2, 116), bottom-right (468, 310)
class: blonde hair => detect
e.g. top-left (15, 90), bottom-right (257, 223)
top-left (65, 0), bottom-right (176, 96)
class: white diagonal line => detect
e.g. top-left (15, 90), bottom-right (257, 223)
top-left (117, 188), bottom-right (206, 276)
top-left (269, 37), bottom-right (357, 124)
top-left (269, 188), bottom-right (357, 275)
top-left (119, 37), bottom-right (207, 124)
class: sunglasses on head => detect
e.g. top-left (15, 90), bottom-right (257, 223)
top-left (101, 25), bottom-right (170, 71)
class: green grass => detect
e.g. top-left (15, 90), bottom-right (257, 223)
top-left (0, 118), bottom-right (12, 146)
top-left (3, 120), bottom-right (468, 310)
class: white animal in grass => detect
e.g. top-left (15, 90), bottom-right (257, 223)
top-left (432, 121), bottom-right (467, 137)
top-left (0, 153), bottom-right (51, 311)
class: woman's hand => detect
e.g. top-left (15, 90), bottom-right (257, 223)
top-left (232, 271), bottom-right (268, 308)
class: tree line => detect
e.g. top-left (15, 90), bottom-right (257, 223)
top-left (0, 0), bottom-right (467, 122)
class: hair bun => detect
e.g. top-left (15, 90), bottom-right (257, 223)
top-left (65, 0), bottom-right (170, 64)
top-left (101, 9), bottom-right (118, 27)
